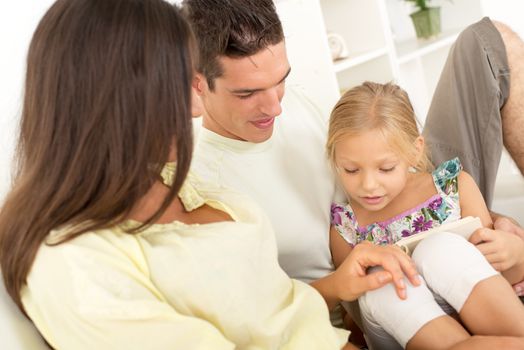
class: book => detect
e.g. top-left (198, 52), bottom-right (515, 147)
top-left (395, 216), bottom-right (483, 256)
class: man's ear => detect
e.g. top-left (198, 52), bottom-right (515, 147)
top-left (191, 74), bottom-right (206, 117)
top-left (192, 74), bottom-right (206, 96)
top-left (191, 86), bottom-right (204, 118)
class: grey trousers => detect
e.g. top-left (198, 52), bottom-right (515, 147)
top-left (423, 17), bottom-right (510, 208)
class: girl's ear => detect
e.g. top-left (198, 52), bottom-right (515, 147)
top-left (412, 135), bottom-right (425, 167)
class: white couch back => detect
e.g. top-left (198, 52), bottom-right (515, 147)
top-left (0, 275), bottom-right (48, 349)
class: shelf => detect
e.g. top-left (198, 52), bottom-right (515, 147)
top-left (333, 47), bottom-right (388, 73)
top-left (395, 28), bottom-right (462, 64)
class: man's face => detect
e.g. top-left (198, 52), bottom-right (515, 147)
top-left (195, 41), bottom-right (290, 143)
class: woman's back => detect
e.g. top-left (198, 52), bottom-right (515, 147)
top-left (22, 171), bottom-right (348, 349)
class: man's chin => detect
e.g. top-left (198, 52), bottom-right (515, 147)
top-left (246, 127), bottom-right (274, 143)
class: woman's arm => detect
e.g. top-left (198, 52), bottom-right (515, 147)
top-left (310, 227), bottom-right (420, 310)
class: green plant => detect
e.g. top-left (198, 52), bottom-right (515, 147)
top-left (405, 0), bottom-right (432, 11)
top-left (403, 0), bottom-right (448, 39)
top-left (404, 0), bottom-right (451, 12)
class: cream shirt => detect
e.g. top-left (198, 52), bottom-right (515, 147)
top-left (191, 87), bottom-right (341, 284)
top-left (21, 166), bottom-right (348, 349)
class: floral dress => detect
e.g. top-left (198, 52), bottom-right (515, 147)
top-left (331, 158), bottom-right (463, 246)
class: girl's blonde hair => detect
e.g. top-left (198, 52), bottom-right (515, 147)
top-left (327, 81), bottom-right (433, 172)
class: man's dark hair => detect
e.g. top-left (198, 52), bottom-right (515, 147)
top-left (182, 0), bottom-right (284, 90)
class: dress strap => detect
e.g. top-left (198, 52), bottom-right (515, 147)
top-left (432, 157), bottom-right (463, 196)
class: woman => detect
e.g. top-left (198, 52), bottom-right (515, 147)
top-left (0, 0), bottom-right (352, 348)
top-left (0, 0), bottom-right (521, 349)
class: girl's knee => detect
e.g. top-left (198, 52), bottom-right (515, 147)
top-left (412, 232), bottom-right (476, 275)
top-left (412, 232), bottom-right (498, 310)
top-left (359, 270), bottom-right (445, 347)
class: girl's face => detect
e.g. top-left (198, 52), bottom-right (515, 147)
top-left (334, 129), bottom-right (411, 213)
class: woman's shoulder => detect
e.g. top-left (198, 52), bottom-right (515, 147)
top-left (23, 228), bottom-right (156, 315)
top-left (37, 227), bottom-right (142, 272)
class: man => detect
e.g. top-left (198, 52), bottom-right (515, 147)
top-left (183, 0), bottom-right (524, 333)
top-left (184, 0), bottom-right (345, 306)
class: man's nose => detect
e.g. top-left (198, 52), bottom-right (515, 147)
top-left (259, 87), bottom-right (283, 117)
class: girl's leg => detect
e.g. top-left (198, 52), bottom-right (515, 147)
top-left (406, 315), bottom-right (469, 350)
top-left (459, 274), bottom-right (524, 336)
top-left (359, 267), bottom-right (469, 350)
top-left (413, 232), bottom-right (524, 338)
top-left (448, 335), bottom-right (524, 350)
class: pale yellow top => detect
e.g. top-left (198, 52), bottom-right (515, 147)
top-left (21, 164), bottom-right (348, 349)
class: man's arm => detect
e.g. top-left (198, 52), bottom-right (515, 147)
top-left (490, 211), bottom-right (524, 239)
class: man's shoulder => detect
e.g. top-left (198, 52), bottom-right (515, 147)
top-left (279, 86), bottom-right (330, 137)
top-left (281, 87), bottom-right (324, 118)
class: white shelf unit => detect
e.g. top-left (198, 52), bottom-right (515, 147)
top-left (318, 0), bottom-right (486, 123)
top-left (278, 0), bottom-right (523, 124)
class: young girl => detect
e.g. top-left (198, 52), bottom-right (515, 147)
top-left (327, 82), bottom-right (524, 350)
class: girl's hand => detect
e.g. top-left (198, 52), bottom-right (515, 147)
top-left (469, 227), bottom-right (524, 284)
top-left (332, 241), bottom-right (421, 301)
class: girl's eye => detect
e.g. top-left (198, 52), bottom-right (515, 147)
top-left (380, 166), bottom-right (396, 173)
top-left (344, 168), bottom-right (358, 174)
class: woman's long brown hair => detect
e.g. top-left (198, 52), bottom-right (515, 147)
top-left (0, 0), bottom-right (195, 311)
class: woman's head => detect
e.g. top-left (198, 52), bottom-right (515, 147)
top-left (0, 0), bottom-right (195, 309)
top-left (327, 81), bottom-right (432, 172)
top-left (21, 0), bottom-right (195, 184)
top-left (326, 82), bottom-right (433, 211)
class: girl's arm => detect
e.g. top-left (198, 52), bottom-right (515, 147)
top-left (310, 226), bottom-right (420, 310)
top-left (457, 170), bottom-right (493, 227)
top-left (460, 170), bottom-right (524, 283)
top-left (330, 225), bottom-right (353, 268)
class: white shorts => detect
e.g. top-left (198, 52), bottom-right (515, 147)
top-left (359, 232), bottom-right (498, 349)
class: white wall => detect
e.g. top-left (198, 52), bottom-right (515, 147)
top-left (0, 0), bottom-right (340, 203)
top-left (481, 0), bottom-right (524, 37)
top-left (1, 0), bottom-right (523, 203)
top-left (0, 2), bottom-right (55, 202)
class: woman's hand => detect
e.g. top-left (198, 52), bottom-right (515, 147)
top-left (332, 241), bottom-right (421, 301)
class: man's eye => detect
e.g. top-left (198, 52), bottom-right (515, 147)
top-left (237, 93), bottom-right (254, 100)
